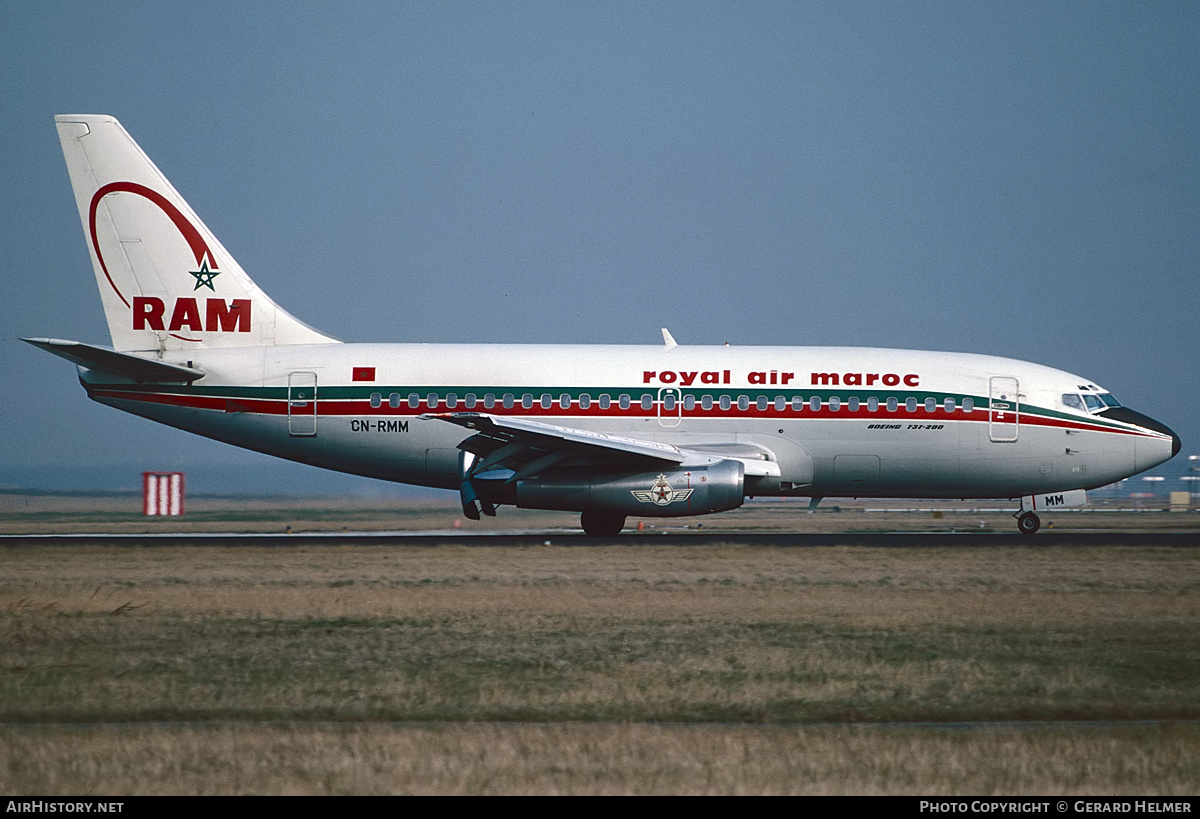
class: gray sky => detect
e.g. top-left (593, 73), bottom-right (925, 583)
top-left (2, 1), bottom-right (1197, 495)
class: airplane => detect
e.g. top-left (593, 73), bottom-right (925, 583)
top-left (26, 115), bottom-right (1180, 535)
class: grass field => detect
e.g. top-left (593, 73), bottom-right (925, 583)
top-left (4, 722), bottom-right (1196, 795)
top-left (2, 538), bottom-right (1198, 793)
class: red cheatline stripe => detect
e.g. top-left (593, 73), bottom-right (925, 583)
top-left (89, 388), bottom-right (1168, 438)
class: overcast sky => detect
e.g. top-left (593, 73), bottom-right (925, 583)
top-left (2, 1), bottom-right (1197, 495)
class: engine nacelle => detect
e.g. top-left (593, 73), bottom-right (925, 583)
top-left (512, 459), bottom-right (745, 517)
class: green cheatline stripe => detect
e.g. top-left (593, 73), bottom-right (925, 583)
top-left (91, 381), bottom-right (1137, 433)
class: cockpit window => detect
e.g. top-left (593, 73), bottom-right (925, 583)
top-left (1066, 391), bottom-right (1122, 413)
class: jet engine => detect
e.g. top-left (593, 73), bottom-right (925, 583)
top-left (511, 459), bottom-right (745, 517)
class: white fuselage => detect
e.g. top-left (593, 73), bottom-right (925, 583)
top-left (80, 342), bottom-right (1177, 501)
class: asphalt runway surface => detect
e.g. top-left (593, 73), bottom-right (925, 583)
top-left (3, 531), bottom-right (1197, 547)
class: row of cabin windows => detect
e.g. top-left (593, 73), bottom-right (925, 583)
top-left (368, 392), bottom-right (978, 414)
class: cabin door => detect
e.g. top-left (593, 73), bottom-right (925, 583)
top-left (988, 376), bottom-right (1019, 442)
top-left (288, 371), bottom-right (318, 437)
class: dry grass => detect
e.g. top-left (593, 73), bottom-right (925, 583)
top-left (3, 722), bottom-right (1197, 795)
top-left (1, 542), bottom-right (1197, 792)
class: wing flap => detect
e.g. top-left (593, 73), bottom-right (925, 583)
top-left (422, 412), bottom-right (781, 477)
top-left (423, 412), bottom-right (688, 465)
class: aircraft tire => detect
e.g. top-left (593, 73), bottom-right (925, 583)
top-left (580, 509), bottom-right (626, 537)
top-left (1017, 512), bottom-right (1041, 535)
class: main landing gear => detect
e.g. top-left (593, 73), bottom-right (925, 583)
top-left (1016, 512), bottom-right (1041, 535)
top-left (580, 509), bottom-right (626, 537)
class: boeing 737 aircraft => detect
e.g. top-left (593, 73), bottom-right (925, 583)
top-left (27, 115), bottom-right (1180, 534)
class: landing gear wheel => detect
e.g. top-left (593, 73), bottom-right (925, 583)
top-left (1017, 512), bottom-right (1041, 535)
top-left (580, 509), bottom-right (626, 537)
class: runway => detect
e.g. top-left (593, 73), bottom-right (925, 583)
top-left (2, 530), bottom-right (1197, 547)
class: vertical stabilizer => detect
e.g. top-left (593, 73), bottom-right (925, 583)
top-left (55, 115), bottom-right (337, 351)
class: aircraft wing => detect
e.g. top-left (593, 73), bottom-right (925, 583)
top-left (23, 338), bottom-right (205, 383)
top-left (422, 412), bottom-right (780, 478)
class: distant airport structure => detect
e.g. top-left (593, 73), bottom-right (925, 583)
top-left (143, 471), bottom-right (185, 516)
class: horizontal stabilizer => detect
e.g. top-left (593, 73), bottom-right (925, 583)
top-left (22, 338), bottom-right (205, 383)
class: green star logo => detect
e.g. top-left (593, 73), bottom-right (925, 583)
top-left (189, 258), bottom-right (220, 291)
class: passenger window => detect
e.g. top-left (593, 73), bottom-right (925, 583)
top-left (755, 396), bottom-right (767, 411)
top-left (503, 394), bottom-right (515, 409)
top-left (446, 393), bottom-right (458, 408)
top-left (963, 398), bottom-right (974, 412)
top-left (775, 396), bottom-right (786, 412)
top-left (720, 395), bottom-right (731, 411)
top-left (906, 397), bottom-right (918, 412)
top-left (848, 396), bottom-right (860, 412)
top-left (598, 394), bottom-right (610, 410)
top-left (943, 397), bottom-right (955, 412)
top-left (370, 393), bottom-right (382, 409)
top-left (579, 394), bottom-right (591, 410)
top-left (867, 397), bottom-right (878, 412)
top-left (408, 393), bottom-right (420, 409)
top-left (683, 395), bottom-right (696, 411)
top-left (886, 397), bottom-right (898, 412)
top-left (559, 394), bottom-right (571, 409)
top-left (426, 393), bottom-right (438, 408)
top-left (463, 393), bottom-right (476, 409)
top-left (829, 396), bottom-right (841, 412)
top-left (521, 394), bottom-right (534, 409)
top-left (619, 394), bottom-right (631, 410)
top-left (390, 393), bottom-right (402, 409)
top-left (792, 396), bottom-right (804, 411)
top-left (702, 395), bottom-right (714, 411)
top-left (809, 396), bottom-right (821, 412)
top-left (483, 393), bottom-right (496, 409)
top-left (663, 394), bottom-right (677, 411)
top-left (641, 394), bottom-right (654, 410)
top-left (738, 395), bottom-right (750, 411)
top-left (925, 397), bottom-right (936, 413)
top-left (540, 393), bottom-right (552, 409)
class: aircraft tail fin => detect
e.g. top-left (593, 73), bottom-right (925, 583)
top-left (55, 115), bottom-right (337, 352)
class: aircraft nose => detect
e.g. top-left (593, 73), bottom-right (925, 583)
top-left (1099, 407), bottom-right (1181, 462)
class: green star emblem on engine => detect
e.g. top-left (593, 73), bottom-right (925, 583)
top-left (189, 259), bottom-right (220, 291)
